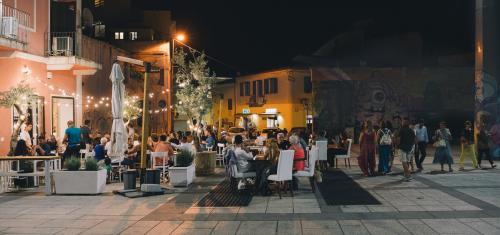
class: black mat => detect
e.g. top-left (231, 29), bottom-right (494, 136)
top-left (317, 170), bottom-right (380, 205)
top-left (195, 180), bottom-right (253, 207)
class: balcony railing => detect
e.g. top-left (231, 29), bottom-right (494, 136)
top-left (0, 4), bottom-right (31, 44)
top-left (45, 32), bottom-right (104, 64)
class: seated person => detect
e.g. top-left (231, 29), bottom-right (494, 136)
top-left (264, 138), bottom-right (280, 173)
top-left (94, 137), bottom-right (107, 162)
top-left (47, 135), bottom-right (58, 152)
top-left (154, 134), bottom-right (174, 166)
top-left (14, 139), bottom-right (34, 156)
top-left (171, 136), bottom-right (195, 154)
top-left (289, 135), bottom-right (305, 171)
top-left (204, 130), bottom-right (216, 150)
top-left (277, 133), bottom-right (291, 150)
top-left (34, 136), bottom-right (52, 156)
top-left (234, 135), bottom-right (254, 173)
top-left (122, 138), bottom-right (145, 168)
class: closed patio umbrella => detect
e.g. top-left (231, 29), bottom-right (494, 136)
top-left (109, 63), bottom-right (128, 158)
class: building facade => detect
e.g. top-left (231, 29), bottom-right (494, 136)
top-left (0, 0), bottom-right (100, 154)
top-left (212, 68), bottom-right (312, 132)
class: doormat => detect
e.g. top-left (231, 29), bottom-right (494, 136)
top-left (317, 170), bottom-right (380, 205)
top-left (195, 180), bottom-right (253, 207)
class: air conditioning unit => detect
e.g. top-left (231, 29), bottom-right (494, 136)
top-left (1, 17), bottom-right (18, 39)
top-left (52, 36), bottom-right (73, 56)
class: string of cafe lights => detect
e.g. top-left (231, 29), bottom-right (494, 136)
top-left (34, 77), bottom-right (173, 115)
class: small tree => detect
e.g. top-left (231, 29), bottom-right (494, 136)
top-left (123, 93), bottom-right (142, 123)
top-left (173, 49), bottom-right (217, 125)
top-left (0, 81), bottom-right (37, 155)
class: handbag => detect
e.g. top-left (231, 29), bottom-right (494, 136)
top-left (433, 139), bottom-right (446, 148)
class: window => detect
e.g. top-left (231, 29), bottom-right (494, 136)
top-left (264, 79), bottom-right (269, 94)
top-left (95, 0), bottom-right (104, 7)
top-left (239, 83), bottom-right (244, 96)
top-left (114, 32), bottom-right (124, 40)
top-left (94, 24), bottom-right (105, 38)
top-left (257, 80), bottom-right (263, 96)
top-left (129, 32), bottom-right (138, 40)
top-left (228, 99), bottom-right (233, 110)
top-left (244, 82), bottom-right (250, 96)
top-left (252, 81), bottom-right (257, 96)
top-left (304, 76), bottom-right (312, 93)
top-left (269, 78), bottom-right (278, 94)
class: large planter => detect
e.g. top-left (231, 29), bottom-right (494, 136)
top-left (169, 163), bottom-right (195, 187)
top-left (53, 169), bottom-right (107, 194)
top-left (195, 151), bottom-right (216, 176)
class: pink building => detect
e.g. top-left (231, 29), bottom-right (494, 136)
top-left (0, 0), bottom-right (100, 154)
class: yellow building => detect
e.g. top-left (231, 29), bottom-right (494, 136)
top-left (211, 67), bottom-right (313, 132)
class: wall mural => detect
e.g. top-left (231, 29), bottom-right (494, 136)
top-left (475, 72), bottom-right (500, 158)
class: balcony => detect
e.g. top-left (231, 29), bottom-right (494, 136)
top-left (248, 95), bottom-right (266, 107)
top-left (45, 32), bottom-right (102, 71)
top-left (0, 4), bottom-right (31, 48)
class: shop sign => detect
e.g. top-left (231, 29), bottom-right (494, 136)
top-left (265, 108), bottom-right (277, 114)
top-left (242, 108), bottom-right (251, 114)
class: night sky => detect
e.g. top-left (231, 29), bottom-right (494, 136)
top-left (138, 0), bottom-right (475, 76)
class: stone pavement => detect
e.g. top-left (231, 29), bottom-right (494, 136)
top-left (1, 147), bottom-right (500, 234)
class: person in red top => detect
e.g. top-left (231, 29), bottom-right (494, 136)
top-left (289, 135), bottom-right (305, 171)
top-left (153, 134), bottom-right (174, 165)
top-left (358, 120), bottom-right (377, 176)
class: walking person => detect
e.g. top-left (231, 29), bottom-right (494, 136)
top-left (433, 122), bottom-right (454, 172)
top-left (80, 120), bottom-right (92, 151)
top-left (415, 119), bottom-right (429, 172)
top-left (358, 121), bottom-right (377, 176)
top-left (459, 121), bottom-right (478, 170)
top-left (396, 120), bottom-right (416, 181)
top-left (477, 122), bottom-right (497, 169)
top-left (377, 121), bottom-right (392, 174)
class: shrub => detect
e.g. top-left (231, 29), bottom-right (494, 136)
top-left (84, 158), bottom-right (99, 171)
top-left (175, 150), bottom-right (193, 167)
top-left (65, 157), bottom-right (81, 171)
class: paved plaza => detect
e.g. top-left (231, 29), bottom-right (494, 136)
top-left (1, 147), bottom-right (500, 234)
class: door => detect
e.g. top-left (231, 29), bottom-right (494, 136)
top-left (52, 97), bottom-right (75, 144)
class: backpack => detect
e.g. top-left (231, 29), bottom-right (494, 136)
top-left (380, 129), bottom-right (392, 145)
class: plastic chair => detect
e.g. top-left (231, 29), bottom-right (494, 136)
top-left (294, 146), bottom-right (318, 192)
top-left (151, 152), bottom-right (170, 181)
top-left (335, 139), bottom-right (353, 168)
top-left (316, 140), bottom-right (328, 170)
top-left (216, 143), bottom-right (225, 166)
top-left (267, 150), bottom-right (294, 199)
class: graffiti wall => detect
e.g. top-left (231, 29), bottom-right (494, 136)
top-left (313, 67), bottom-right (475, 141)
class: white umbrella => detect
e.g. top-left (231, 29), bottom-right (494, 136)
top-left (109, 63), bottom-right (128, 158)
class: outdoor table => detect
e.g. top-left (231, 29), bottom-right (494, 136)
top-left (195, 151), bottom-right (216, 176)
top-left (0, 156), bottom-right (62, 195)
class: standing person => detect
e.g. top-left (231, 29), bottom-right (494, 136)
top-left (358, 120), bottom-right (377, 176)
top-left (459, 121), bottom-right (479, 170)
top-left (397, 120), bottom-right (416, 181)
top-left (377, 121), bottom-right (392, 174)
top-left (80, 120), bottom-right (92, 151)
top-left (433, 122), bottom-right (454, 172)
top-left (415, 119), bottom-right (429, 172)
top-left (477, 122), bottom-right (497, 169)
top-left (63, 120), bottom-right (81, 164)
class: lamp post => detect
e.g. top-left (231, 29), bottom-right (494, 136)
top-left (168, 33), bottom-right (186, 133)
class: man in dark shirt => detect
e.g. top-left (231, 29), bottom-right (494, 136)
top-left (80, 120), bottom-right (92, 150)
top-left (477, 122), bottom-right (496, 169)
top-left (397, 120), bottom-right (416, 181)
top-left (459, 121), bottom-right (478, 170)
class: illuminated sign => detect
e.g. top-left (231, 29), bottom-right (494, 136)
top-left (242, 108), bottom-right (251, 114)
top-left (265, 108), bottom-right (277, 114)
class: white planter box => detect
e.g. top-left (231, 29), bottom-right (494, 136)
top-left (169, 163), bottom-right (195, 187)
top-left (53, 169), bottom-right (107, 194)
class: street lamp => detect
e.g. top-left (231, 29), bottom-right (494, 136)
top-left (175, 33), bottom-right (186, 42)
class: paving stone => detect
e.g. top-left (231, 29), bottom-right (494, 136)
top-left (339, 224), bottom-right (370, 235)
top-left (399, 222), bottom-right (438, 235)
top-left (277, 221), bottom-right (301, 235)
top-left (178, 221), bottom-right (218, 229)
top-left (146, 221), bottom-right (183, 235)
top-left (463, 221), bottom-right (500, 235)
top-left (2, 227), bottom-right (64, 234)
top-left (55, 228), bottom-right (87, 235)
top-left (237, 221), bottom-right (277, 235)
top-left (80, 220), bottom-right (137, 235)
top-left (301, 220), bottom-right (339, 229)
top-left (340, 206), bottom-right (369, 213)
top-left (39, 219), bottom-right (103, 229)
top-left (211, 221), bottom-right (241, 235)
top-left (362, 220), bottom-right (409, 235)
top-left (422, 219), bottom-right (481, 234)
top-left (211, 207), bottom-right (241, 214)
top-left (238, 207), bottom-right (267, 214)
top-left (171, 228), bottom-right (213, 235)
top-left (301, 228), bottom-right (340, 235)
top-left (293, 207), bottom-right (321, 213)
top-left (184, 207), bottom-right (214, 214)
top-left (0, 218), bottom-right (49, 227)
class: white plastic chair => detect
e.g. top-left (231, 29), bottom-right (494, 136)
top-left (335, 139), bottom-right (353, 168)
top-left (294, 146), bottom-right (318, 192)
top-left (216, 143), bottom-right (225, 166)
top-left (151, 152), bottom-right (169, 181)
top-left (267, 150), bottom-right (294, 199)
top-left (316, 140), bottom-right (328, 170)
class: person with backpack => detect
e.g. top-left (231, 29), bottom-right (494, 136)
top-left (377, 121), bottom-right (393, 174)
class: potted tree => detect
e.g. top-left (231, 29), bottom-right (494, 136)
top-left (169, 150), bottom-right (195, 187)
top-left (53, 157), bottom-right (107, 194)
